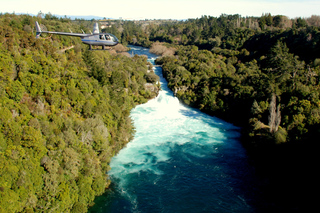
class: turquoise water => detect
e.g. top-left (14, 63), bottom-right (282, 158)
top-left (90, 46), bottom-right (269, 213)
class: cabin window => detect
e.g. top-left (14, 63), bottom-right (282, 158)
top-left (99, 35), bottom-right (105, 40)
top-left (105, 35), bottom-right (111, 40)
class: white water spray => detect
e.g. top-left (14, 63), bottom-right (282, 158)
top-left (103, 46), bottom-right (253, 213)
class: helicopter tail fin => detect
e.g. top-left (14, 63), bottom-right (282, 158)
top-left (35, 21), bottom-right (41, 38)
top-left (92, 23), bottom-right (99, 34)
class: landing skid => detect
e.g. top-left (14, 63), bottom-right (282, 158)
top-left (88, 45), bottom-right (113, 51)
top-left (89, 49), bottom-right (114, 51)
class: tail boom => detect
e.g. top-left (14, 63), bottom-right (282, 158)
top-left (35, 21), bottom-right (41, 38)
top-left (35, 21), bottom-right (90, 38)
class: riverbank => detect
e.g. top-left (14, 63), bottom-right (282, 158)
top-left (0, 14), bottom-right (161, 212)
top-left (89, 45), bottom-right (259, 213)
top-left (156, 45), bottom-right (318, 212)
top-left (89, 45), bottom-right (319, 213)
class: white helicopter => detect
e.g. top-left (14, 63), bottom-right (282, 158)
top-left (35, 21), bottom-right (119, 50)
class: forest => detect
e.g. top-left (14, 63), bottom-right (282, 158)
top-left (146, 16), bottom-right (319, 207)
top-left (1, 11), bottom-right (320, 212)
top-left (0, 13), bottom-right (159, 212)
top-left (148, 14), bottom-right (320, 147)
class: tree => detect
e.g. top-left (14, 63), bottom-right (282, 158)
top-left (37, 11), bottom-right (44, 19)
top-left (306, 15), bottom-right (320, 27)
top-left (6, 80), bottom-right (25, 102)
top-left (268, 93), bottom-right (281, 133)
top-left (273, 15), bottom-right (283, 28)
top-left (259, 16), bottom-right (266, 30)
top-left (265, 13), bottom-right (273, 26)
top-left (296, 17), bottom-right (308, 28)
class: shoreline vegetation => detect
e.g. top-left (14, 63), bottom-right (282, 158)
top-left (147, 16), bottom-right (319, 210)
top-left (147, 15), bottom-right (319, 211)
top-left (0, 13), bottom-right (159, 212)
top-left (0, 12), bottom-right (319, 212)
top-left (146, 15), bottom-right (320, 148)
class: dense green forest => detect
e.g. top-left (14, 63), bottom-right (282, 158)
top-left (1, 11), bottom-right (320, 212)
top-left (145, 16), bottom-right (319, 204)
top-left (151, 14), bottom-right (320, 146)
top-left (0, 13), bottom-right (159, 212)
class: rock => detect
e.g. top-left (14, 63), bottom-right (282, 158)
top-left (144, 83), bottom-right (160, 96)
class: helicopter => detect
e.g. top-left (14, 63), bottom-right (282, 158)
top-left (35, 21), bottom-right (119, 50)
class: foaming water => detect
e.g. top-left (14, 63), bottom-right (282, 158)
top-left (90, 46), bottom-right (263, 213)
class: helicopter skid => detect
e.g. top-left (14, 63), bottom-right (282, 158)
top-left (89, 49), bottom-right (113, 51)
top-left (88, 45), bottom-right (113, 51)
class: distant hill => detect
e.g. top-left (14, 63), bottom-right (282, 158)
top-left (15, 12), bottom-right (112, 20)
top-left (67, 15), bottom-right (113, 20)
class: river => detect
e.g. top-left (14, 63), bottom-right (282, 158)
top-left (89, 46), bottom-right (283, 213)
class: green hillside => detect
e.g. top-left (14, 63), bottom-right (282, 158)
top-left (153, 15), bottom-right (320, 146)
top-left (0, 14), bottom-right (158, 212)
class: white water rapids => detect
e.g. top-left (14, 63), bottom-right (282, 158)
top-left (90, 46), bottom-right (268, 213)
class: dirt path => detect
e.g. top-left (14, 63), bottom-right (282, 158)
top-left (58, 45), bottom-right (74, 53)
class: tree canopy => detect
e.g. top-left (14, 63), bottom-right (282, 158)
top-left (0, 13), bottom-right (159, 212)
top-left (154, 14), bottom-right (320, 146)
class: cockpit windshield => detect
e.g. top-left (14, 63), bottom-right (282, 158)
top-left (100, 34), bottom-right (116, 41)
top-left (98, 33), bottom-right (119, 43)
top-left (105, 35), bottom-right (111, 40)
top-left (107, 33), bottom-right (119, 42)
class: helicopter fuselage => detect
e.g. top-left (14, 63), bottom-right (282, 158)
top-left (35, 21), bottom-right (119, 50)
top-left (81, 34), bottom-right (118, 47)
